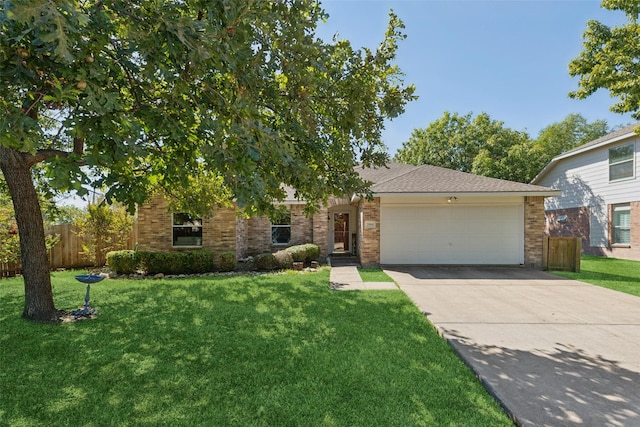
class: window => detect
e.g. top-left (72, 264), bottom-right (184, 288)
top-left (609, 143), bottom-right (634, 181)
top-left (173, 213), bottom-right (202, 247)
top-left (612, 204), bottom-right (631, 245)
top-left (270, 208), bottom-right (291, 245)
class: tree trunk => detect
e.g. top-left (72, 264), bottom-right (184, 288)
top-left (0, 147), bottom-right (58, 321)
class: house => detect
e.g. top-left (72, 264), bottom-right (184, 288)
top-left (532, 122), bottom-right (640, 260)
top-left (137, 162), bottom-right (558, 268)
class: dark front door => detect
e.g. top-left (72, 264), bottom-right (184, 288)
top-left (334, 213), bottom-right (349, 252)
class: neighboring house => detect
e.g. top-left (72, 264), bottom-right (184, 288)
top-left (532, 122), bottom-right (640, 260)
top-left (137, 162), bottom-right (558, 268)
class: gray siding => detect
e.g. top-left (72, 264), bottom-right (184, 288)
top-left (537, 135), bottom-right (640, 211)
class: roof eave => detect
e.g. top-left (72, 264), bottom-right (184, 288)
top-left (373, 191), bottom-right (561, 198)
top-left (533, 127), bottom-right (640, 184)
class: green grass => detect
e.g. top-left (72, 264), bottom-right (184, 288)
top-left (0, 270), bottom-right (511, 427)
top-left (357, 268), bottom-right (395, 282)
top-left (552, 255), bottom-right (640, 297)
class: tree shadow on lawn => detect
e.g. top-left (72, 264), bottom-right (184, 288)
top-left (0, 273), bottom-right (511, 426)
top-left (443, 328), bottom-right (640, 427)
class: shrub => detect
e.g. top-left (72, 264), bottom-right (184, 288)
top-left (182, 250), bottom-right (215, 274)
top-left (106, 250), bottom-right (137, 274)
top-left (285, 243), bottom-right (321, 263)
top-left (303, 244), bottom-right (320, 262)
top-left (274, 250), bottom-right (293, 269)
top-left (255, 252), bottom-right (278, 271)
top-left (285, 245), bottom-right (307, 262)
top-left (218, 251), bottom-right (236, 272)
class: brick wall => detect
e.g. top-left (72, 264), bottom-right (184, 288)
top-left (604, 201), bottom-right (640, 260)
top-left (524, 196), bottom-right (545, 269)
top-left (545, 206), bottom-right (591, 253)
top-left (360, 197), bottom-right (380, 267)
top-left (246, 204), bottom-right (314, 255)
top-left (136, 195), bottom-right (237, 255)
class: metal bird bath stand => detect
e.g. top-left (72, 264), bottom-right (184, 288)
top-left (72, 274), bottom-right (104, 318)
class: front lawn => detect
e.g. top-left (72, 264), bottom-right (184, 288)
top-left (0, 270), bottom-right (511, 426)
top-left (357, 268), bottom-right (395, 282)
top-left (552, 255), bottom-right (640, 297)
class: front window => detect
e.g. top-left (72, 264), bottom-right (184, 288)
top-left (612, 204), bottom-right (631, 245)
top-left (609, 143), bottom-right (634, 181)
top-left (173, 213), bottom-right (202, 247)
top-left (270, 208), bottom-right (291, 245)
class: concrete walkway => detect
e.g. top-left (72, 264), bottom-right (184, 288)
top-left (385, 266), bottom-right (640, 427)
top-left (329, 265), bottom-right (397, 290)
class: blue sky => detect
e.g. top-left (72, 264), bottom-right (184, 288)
top-left (317, 0), bottom-right (634, 156)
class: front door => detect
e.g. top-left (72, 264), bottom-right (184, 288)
top-left (333, 213), bottom-right (350, 252)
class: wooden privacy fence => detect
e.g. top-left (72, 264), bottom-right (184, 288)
top-left (0, 222), bottom-right (138, 276)
top-left (543, 236), bottom-right (581, 272)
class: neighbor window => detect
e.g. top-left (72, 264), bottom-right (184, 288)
top-left (609, 143), bottom-right (634, 181)
top-left (612, 204), bottom-right (631, 245)
top-left (173, 213), bottom-right (203, 247)
top-left (270, 208), bottom-right (291, 245)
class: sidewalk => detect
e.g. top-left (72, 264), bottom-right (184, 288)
top-left (329, 265), bottom-right (397, 290)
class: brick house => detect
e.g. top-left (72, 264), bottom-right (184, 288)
top-left (532, 122), bottom-right (640, 260)
top-left (137, 163), bottom-right (558, 268)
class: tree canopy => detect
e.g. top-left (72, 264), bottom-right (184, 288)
top-left (394, 112), bottom-right (610, 183)
top-left (569, 0), bottom-right (640, 120)
top-left (0, 0), bottom-right (415, 321)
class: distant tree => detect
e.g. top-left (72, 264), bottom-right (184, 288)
top-left (471, 128), bottom-right (533, 182)
top-left (0, 2), bottom-right (415, 321)
top-left (395, 111), bottom-right (529, 175)
top-left (527, 114), bottom-right (609, 178)
top-left (569, 0), bottom-right (640, 121)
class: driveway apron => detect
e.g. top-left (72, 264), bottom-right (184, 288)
top-left (385, 266), bottom-right (640, 427)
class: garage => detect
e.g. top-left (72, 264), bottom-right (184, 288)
top-left (380, 201), bottom-right (524, 265)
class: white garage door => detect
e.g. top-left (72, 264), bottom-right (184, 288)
top-left (380, 204), bottom-right (524, 265)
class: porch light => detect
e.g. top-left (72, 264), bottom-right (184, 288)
top-left (448, 196), bottom-right (458, 203)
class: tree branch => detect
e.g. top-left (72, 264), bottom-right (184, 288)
top-left (25, 149), bottom-right (78, 168)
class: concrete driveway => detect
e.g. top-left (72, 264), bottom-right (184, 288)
top-left (384, 266), bottom-right (640, 427)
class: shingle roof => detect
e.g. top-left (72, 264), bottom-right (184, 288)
top-left (359, 162), bottom-right (557, 194)
top-left (560, 122), bottom-right (640, 156)
top-left (531, 122), bottom-right (640, 184)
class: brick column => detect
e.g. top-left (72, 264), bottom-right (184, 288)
top-left (360, 198), bottom-right (380, 267)
top-left (524, 196), bottom-right (545, 269)
top-left (312, 206), bottom-right (329, 259)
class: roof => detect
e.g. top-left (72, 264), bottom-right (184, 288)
top-left (532, 122), bottom-right (640, 184)
top-left (357, 162), bottom-right (558, 196)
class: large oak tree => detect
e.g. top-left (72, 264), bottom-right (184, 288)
top-left (0, 0), bottom-right (415, 321)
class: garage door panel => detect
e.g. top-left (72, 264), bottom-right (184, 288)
top-left (380, 204), bottom-right (523, 265)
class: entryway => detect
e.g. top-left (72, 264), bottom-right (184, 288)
top-left (328, 204), bottom-right (357, 255)
top-left (333, 212), bottom-right (350, 252)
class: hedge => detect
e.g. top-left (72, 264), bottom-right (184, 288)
top-left (106, 250), bottom-right (216, 275)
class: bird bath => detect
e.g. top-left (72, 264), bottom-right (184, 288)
top-left (71, 274), bottom-right (105, 318)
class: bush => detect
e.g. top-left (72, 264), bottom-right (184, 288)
top-left (133, 250), bottom-right (214, 275)
top-left (285, 245), bottom-right (307, 262)
top-left (285, 244), bottom-right (320, 263)
top-left (182, 250), bottom-right (215, 274)
top-left (302, 243), bottom-right (320, 262)
top-left (255, 252), bottom-right (278, 271)
top-left (218, 251), bottom-right (236, 272)
top-left (106, 250), bottom-right (138, 274)
top-left (274, 250), bottom-right (293, 269)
